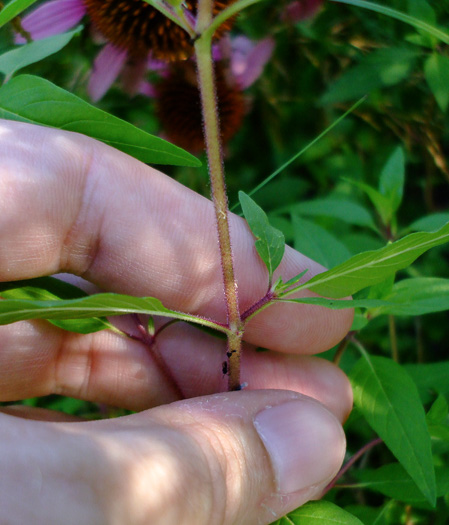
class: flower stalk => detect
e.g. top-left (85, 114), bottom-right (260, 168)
top-left (194, 0), bottom-right (243, 390)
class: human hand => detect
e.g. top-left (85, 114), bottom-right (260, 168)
top-left (0, 120), bottom-right (353, 525)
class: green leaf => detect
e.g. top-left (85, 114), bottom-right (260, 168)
top-left (405, 361), bottom-right (449, 404)
top-left (0, 277), bottom-right (113, 334)
top-left (282, 198), bottom-right (377, 231)
top-left (426, 394), bottom-right (448, 425)
top-left (379, 146), bottom-right (405, 219)
top-left (0, 27), bottom-right (82, 81)
top-left (321, 47), bottom-right (418, 105)
top-left (331, 0), bottom-right (449, 45)
top-left (377, 277), bottom-right (449, 316)
top-left (0, 292), bottom-right (230, 335)
top-left (355, 463), bottom-right (449, 505)
top-left (0, 0), bottom-right (39, 28)
top-left (292, 215), bottom-right (351, 268)
top-left (279, 277), bottom-right (449, 317)
top-left (286, 220), bottom-right (449, 298)
top-left (424, 53), bottom-right (449, 112)
top-left (407, 0), bottom-right (436, 26)
top-left (0, 75), bottom-right (201, 167)
top-left (270, 501), bottom-right (364, 525)
top-left (350, 355), bottom-right (436, 505)
top-left (408, 212), bottom-right (449, 232)
top-left (344, 178), bottom-right (391, 227)
top-left (239, 191), bottom-right (285, 284)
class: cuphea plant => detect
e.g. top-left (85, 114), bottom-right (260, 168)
top-left (1, 0), bottom-right (449, 523)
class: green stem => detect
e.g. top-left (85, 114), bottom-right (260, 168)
top-left (194, 1), bottom-right (242, 390)
top-left (388, 314), bottom-right (399, 362)
top-left (0, 0), bottom-right (32, 42)
top-left (201, 0), bottom-right (261, 40)
top-left (141, 0), bottom-right (196, 38)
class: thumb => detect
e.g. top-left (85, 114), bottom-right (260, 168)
top-left (1, 390), bottom-right (346, 525)
top-left (127, 390), bottom-right (346, 524)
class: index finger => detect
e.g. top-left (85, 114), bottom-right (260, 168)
top-left (0, 120), bottom-right (353, 354)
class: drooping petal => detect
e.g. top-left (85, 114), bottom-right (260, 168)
top-left (281, 0), bottom-right (323, 24)
top-left (231, 36), bottom-right (275, 90)
top-left (121, 58), bottom-right (150, 97)
top-left (15, 0), bottom-right (86, 44)
top-left (138, 81), bottom-right (157, 98)
top-left (88, 43), bottom-right (127, 102)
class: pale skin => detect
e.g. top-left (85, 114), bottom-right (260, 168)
top-left (0, 120), bottom-right (353, 525)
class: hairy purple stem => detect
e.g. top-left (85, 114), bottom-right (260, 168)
top-left (324, 437), bottom-right (383, 493)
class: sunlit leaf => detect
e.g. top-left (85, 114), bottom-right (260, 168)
top-left (0, 75), bottom-right (201, 167)
top-left (0, 277), bottom-right (113, 334)
top-left (351, 355), bottom-right (436, 505)
top-left (286, 221), bottom-right (449, 298)
top-left (239, 191), bottom-right (285, 284)
top-left (0, 292), bottom-right (229, 334)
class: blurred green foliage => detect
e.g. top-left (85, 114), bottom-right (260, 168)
top-left (1, 0), bottom-right (449, 522)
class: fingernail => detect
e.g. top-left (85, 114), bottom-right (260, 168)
top-left (254, 400), bottom-right (345, 494)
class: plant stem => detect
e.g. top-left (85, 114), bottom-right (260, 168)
top-left (324, 437), bottom-right (383, 493)
top-left (194, 1), bottom-right (242, 390)
top-left (388, 314), bottom-right (399, 362)
top-left (1, 1), bottom-right (32, 43)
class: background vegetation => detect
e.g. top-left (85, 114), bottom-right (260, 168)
top-left (1, 0), bottom-right (449, 523)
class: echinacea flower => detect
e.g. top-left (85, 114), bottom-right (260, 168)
top-left (154, 36), bottom-right (275, 152)
top-left (15, 0), bottom-right (235, 100)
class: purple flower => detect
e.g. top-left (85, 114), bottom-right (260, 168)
top-left (152, 36), bottom-right (275, 152)
top-left (14, 0), bottom-right (235, 101)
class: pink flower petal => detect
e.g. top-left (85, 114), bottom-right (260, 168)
top-left (138, 81), bottom-right (157, 98)
top-left (281, 0), bottom-right (323, 24)
top-left (15, 0), bottom-right (86, 44)
top-left (231, 37), bottom-right (275, 90)
top-left (121, 58), bottom-right (148, 96)
top-left (88, 43), bottom-right (128, 102)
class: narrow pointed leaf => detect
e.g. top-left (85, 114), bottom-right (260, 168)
top-left (239, 191), bottom-right (285, 282)
top-left (424, 53), bottom-right (449, 112)
top-left (0, 75), bottom-right (201, 167)
top-left (379, 146), bottom-right (405, 218)
top-left (0, 0), bottom-right (39, 28)
top-left (0, 276), bottom-right (112, 333)
top-left (292, 215), bottom-right (351, 268)
top-left (279, 277), bottom-right (449, 317)
top-left (331, 0), bottom-right (449, 45)
top-left (271, 500), bottom-right (364, 524)
top-left (408, 212), bottom-right (449, 232)
top-left (0, 293), bottom-right (229, 334)
top-left (283, 198), bottom-right (377, 231)
top-left (350, 355), bottom-right (436, 505)
top-left (0, 26), bottom-right (82, 80)
top-left (355, 463), bottom-right (449, 504)
top-left (288, 221), bottom-right (449, 298)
